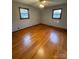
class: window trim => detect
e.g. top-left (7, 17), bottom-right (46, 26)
top-left (52, 8), bottom-right (62, 19)
top-left (19, 7), bottom-right (30, 19)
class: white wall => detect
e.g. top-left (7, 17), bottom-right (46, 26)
top-left (12, 2), bottom-right (40, 32)
top-left (40, 4), bottom-right (67, 29)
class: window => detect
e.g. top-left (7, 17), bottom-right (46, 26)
top-left (19, 7), bottom-right (29, 19)
top-left (52, 9), bottom-right (62, 19)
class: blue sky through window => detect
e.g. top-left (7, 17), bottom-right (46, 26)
top-left (53, 9), bottom-right (62, 19)
top-left (20, 8), bottom-right (29, 19)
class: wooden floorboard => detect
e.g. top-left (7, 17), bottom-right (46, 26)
top-left (12, 24), bottom-right (67, 59)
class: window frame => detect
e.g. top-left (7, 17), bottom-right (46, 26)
top-left (19, 7), bottom-right (30, 19)
top-left (52, 8), bottom-right (62, 19)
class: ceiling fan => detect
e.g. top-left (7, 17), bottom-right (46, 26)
top-left (36, 0), bottom-right (57, 8)
top-left (38, 0), bottom-right (48, 8)
top-left (36, 0), bottom-right (55, 8)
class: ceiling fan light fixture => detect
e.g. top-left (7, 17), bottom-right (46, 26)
top-left (39, 4), bottom-right (44, 8)
top-left (42, 0), bottom-right (46, 3)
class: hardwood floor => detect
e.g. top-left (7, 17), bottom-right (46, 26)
top-left (12, 24), bottom-right (67, 59)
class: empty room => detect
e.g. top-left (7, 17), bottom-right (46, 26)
top-left (12, 0), bottom-right (67, 59)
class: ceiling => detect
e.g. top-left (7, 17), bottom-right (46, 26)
top-left (13, 0), bottom-right (67, 8)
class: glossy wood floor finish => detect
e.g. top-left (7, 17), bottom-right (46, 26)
top-left (12, 24), bottom-right (67, 59)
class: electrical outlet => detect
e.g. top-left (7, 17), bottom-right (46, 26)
top-left (18, 27), bottom-right (20, 29)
